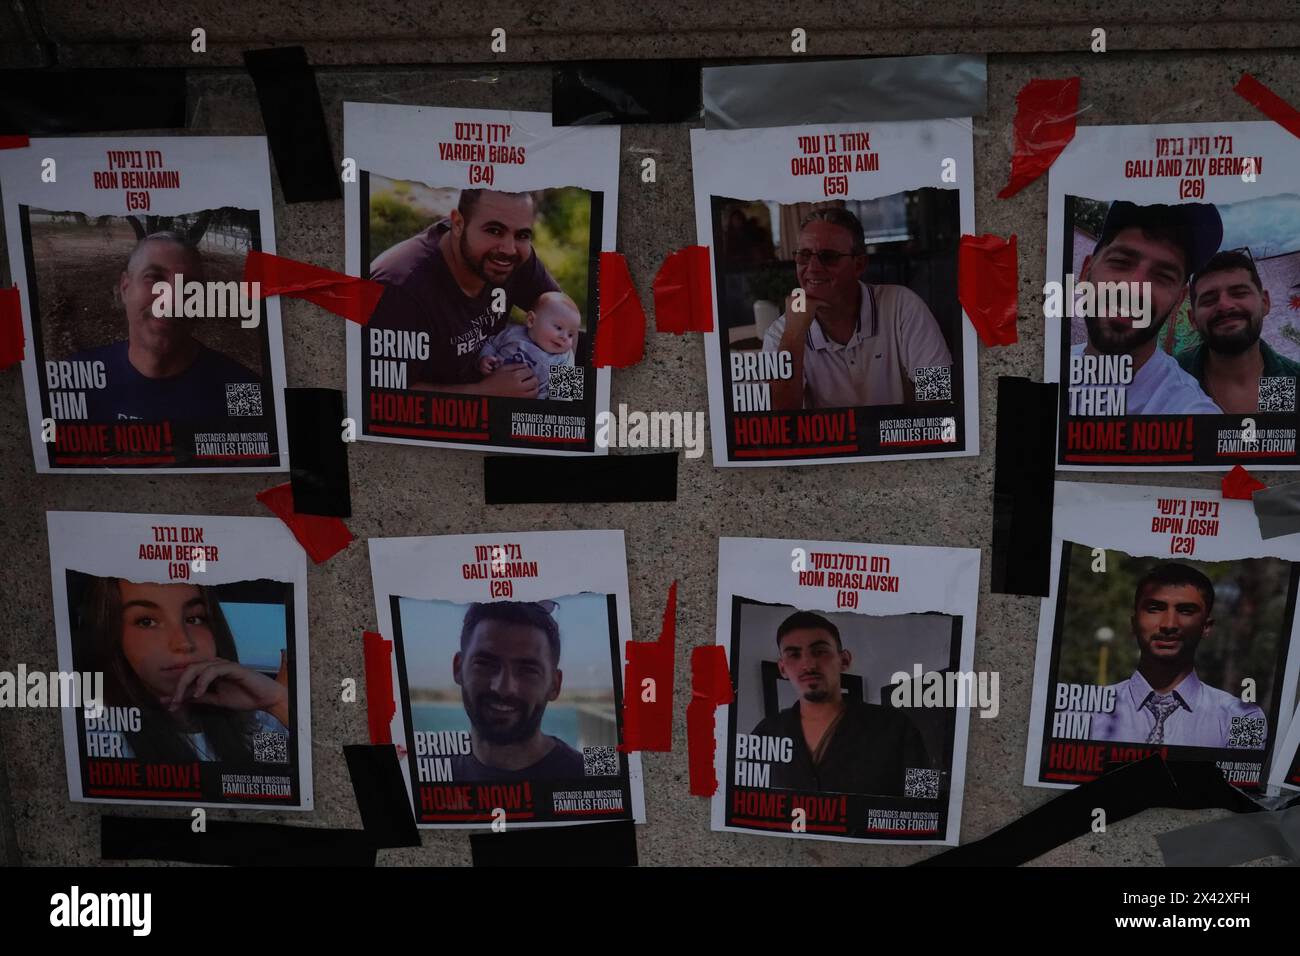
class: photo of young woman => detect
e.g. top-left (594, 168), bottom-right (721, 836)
top-left (78, 577), bottom-right (290, 763)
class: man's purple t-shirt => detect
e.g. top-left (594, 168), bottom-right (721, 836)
top-left (67, 340), bottom-right (261, 423)
top-left (368, 219), bottom-right (561, 385)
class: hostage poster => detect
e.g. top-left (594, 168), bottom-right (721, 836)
top-left (1024, 481), bottom-right (1300, 790)
top-left (712, 537), bottom-right (979, 844)
top-left (368, 530), bottom-right (645, 828)
top-left (691, 119), bottom-right (978, 466)
top-left (0, 138), bottom-right (290, 473)
top-left (1045, 121), bottom-right (1300, 471)
top-left (47, 511), bottom-right (311, 809)
top-left (344, 103), bottom-right (618, 455)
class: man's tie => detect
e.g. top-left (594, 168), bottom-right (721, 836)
top-left (1145, 693), bottom-right (1182, 744)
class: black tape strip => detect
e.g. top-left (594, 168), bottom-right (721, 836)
top-left (0, 68), bottom-right (185, 135)
top-left (552, 60), bottom-right (702, 125)
top-left (484, 452), bottom-right (677, 504)
top-left (470, 819), bottom-right (637, 866)
top-left (344, 744), bottom-right (420, 849)
top-left (102, 816), bottom-right (376, 867)
top-left (916, 757), bottom-right (1271, 867)
top-left (990, 377), bottom-right (1058, 596)
top-left (287, 387), bottom-right (352, 518)
top-left (242, 47), bottom-right (340, 203)
top-left (98, 744), bottom-right (421, 865)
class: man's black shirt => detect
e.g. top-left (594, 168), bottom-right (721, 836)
top-left (448, 735), bottom-right (585, 782)
top-left (750, 697), bottom-right (931, 796)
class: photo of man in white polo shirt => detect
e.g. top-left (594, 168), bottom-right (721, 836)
top-left (762, 207), bottom-right (952, 410)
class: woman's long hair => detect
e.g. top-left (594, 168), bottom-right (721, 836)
top-left (81, 577), bottom-right (257, 763)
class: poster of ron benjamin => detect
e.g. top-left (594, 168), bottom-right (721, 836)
top-left (1045, 121), bottom-right (1300, 471)
top-left (1024, 482), bottom-right (1300, 791)
top-left (368, 530), bottom-right (645, 828)
top-left (0, 138), bottom-right (290, 473)
top-left (691, 119), bottom-right (977, 466)
top-left (711, 537), bottom-right (980, 845)
top-left (46, 511), bottom-right (312, 809)
top-left (344, 103), bottom-right (618, 456)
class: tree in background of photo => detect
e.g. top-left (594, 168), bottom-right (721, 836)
top-left (368, 179), bottom-right (432, 257)
top-left (530, 187), bottom-right (591, 323)
top-left (1057, 543), bottom-right (1290, 712)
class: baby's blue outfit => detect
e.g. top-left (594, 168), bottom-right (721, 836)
top-left (480, 323), bottom-right (575, 400)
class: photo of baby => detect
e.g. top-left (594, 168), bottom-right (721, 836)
top-left (478, 291), bottom-right (580, 400)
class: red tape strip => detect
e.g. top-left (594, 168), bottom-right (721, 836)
top-left (244, 250), bottom-right (384, 325)
top-left (0, 136), bottom-right (30, 150)
top-left (654, 245), bottom-right (713, 333)
top-left (256, 482), bottom-right (354, 564)
top-left (619, 580), bottom-right (676, 753)
top-left (958, 233), bottom-right (1019, 346)
top-left (363, 630), bottom-right (396, 745)
top-left (998, 78), bottom-right (1081, 200)
top-left (592, 251), bottom-right (646, 367)
top-left (0, 287), bottom-right (24, 370)
top-left (1234, 73), bottom-right (1300, 140)
top-left (687, 645), bottom-right (734, 797)
top-left (1222, 464), bottom-right (1267, 500)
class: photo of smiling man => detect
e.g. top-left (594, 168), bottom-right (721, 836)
top-left (448, 601), bottom-right (584, 782)
top-left (1177, 250), bottom-right (1300, 414)
top-left (66, 231), bottom-right (261, 424)
top-left (371, 530), bottom-right (643, 828)
top-left (763, 207), bottom-right (952, 411)
top-left (0, 136), bottom-right (289, 473)
top-left (1089, 563), bottom-right (1266, 748)
top-left (1068, 200), bottom-right (1223, 415)
top-left (692, 120), bottom-right (976, 466)
top-left (1025, 484), bottom-right (1300, 789)
top-left (1047, 120), bottom-right (1300, 469)
top-left (346, 103), bottom-right (618, 454)
top-left (368, 188), bottom-right (563, 399)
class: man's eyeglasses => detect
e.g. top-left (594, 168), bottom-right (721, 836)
top-left (794, 249), bottom-right (857, 267)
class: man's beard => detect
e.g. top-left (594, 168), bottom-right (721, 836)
top-left (798, 675), bottom-right (832, 703)
top-left (1201, 308), bottom-right (1263, 356)
top-left (1083, 306), bottom-right (1170, 355)
top-left (463, 688), bottom-right (546, 745)
top-left (460, 231), bottom-right (520, 285)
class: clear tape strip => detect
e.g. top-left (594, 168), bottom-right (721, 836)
top-left (703, 54), bottom-right (986, 130)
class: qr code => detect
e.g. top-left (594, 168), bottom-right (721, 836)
top-left (582, 746), bottom-right (619, 776)
top-left (1260, 376), bottom-right (1295, 412)
top-left (548, 364), bottom-right (584, 401)
top-left (1228, 715), bottom-right (1266, 749)
top-left (253, 732), bottom-right (289, 763)
top-left (904, 767), bottom-right (940, 799)
top-left (225, 382), bottom-right (263, 416)
top-left (914, 365), bottom-right (952, 402)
